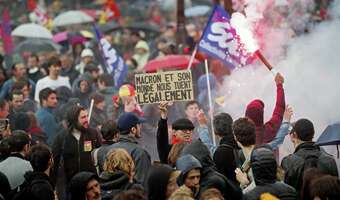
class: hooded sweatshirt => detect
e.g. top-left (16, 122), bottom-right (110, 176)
top-left (72, 73), bottom-right (94, 108)
top-left (100, 170), bottom-right (143, 200)
top-left (145, 164), bottom-right (174, 200)
top-left (69, 172), bottom-right (98, 200)
top-left (181, 140), bottom-right (243, 200)
top-left (244, 147), bottom-right (296, 200)
top-left (245, 83), bottom-right (285, 145)
top-left (176, 154), bottom-right (202, 186)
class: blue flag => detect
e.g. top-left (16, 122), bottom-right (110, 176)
top-left (94, 25), bottom-right (128, 89)
top-left (198, 5), bottom-right (253, 68)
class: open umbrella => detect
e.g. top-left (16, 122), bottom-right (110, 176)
top-left (143, 55), bottom-right (200, 72)
top-left (316, 123), bottom-right (340, 157)
top-left (53, 10), bottom-right (94, 27)
top-left (185, 5), bottom-right (211, 17)
top-left (12, 23), bottom-right (53, 39)
top-left (14, 38), bottom-right (61, 54)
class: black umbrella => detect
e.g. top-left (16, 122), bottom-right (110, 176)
top-left (15, 38), bottom-right (61, 54)
top-left (316, 123), bottom-right (340, 157)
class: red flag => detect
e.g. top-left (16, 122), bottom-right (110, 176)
top-left (104, 0), bottom-right (121, 20)
top-left (1, 8), bottom-right (13, 55)
top-left (27, 0), bottom-right (37, 11)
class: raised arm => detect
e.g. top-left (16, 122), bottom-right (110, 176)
top-left (156, 102), bottom-right (172, 164)
top-left (269, 105), bottom-right (293, 149)
top-left (264, 73), bottom-right (286, 143)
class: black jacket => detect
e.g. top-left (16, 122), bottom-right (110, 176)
top-left (245, 146), bottom-right (296, 200)
top-left (213, 136), bottom-right (240, 183)
top-left (100, 171), bottom-right (143, 200)
top-left (108, 135), bottom-right (151, 183)
top-left (52, 127), bottom-right (102, 183)
top-left (22, 171), bottom-right (54, 200)
top-left (244, 182), bottom-right (296, 200)
top-left (181, 140), bottom-right (243, 200)
top-left (281, 142), bottom-right (339, 194)
top-left (157, 118), bottom-right (172, 164)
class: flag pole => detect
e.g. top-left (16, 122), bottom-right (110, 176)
top-left (187, 45), bottom-right (198, 70)
top-left (204, 59), bottom-right (216, 146)
top-left (88, 99), bottom-right (94, 123)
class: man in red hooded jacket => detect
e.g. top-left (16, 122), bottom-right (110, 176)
top-left (245, 73), bottom-right (285, 145)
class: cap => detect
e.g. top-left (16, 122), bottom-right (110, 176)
top-left (172, 118), bottom-right (195, 131)
top-left (81, 48), bottom-right (94, 58)
top-left (118, 112), bottom-right (146, 132)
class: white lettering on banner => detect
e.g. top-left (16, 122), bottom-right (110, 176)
top-left (100, 38), bottom-right (117, 74)
top-left (206, 21), bottom-right (240, 58)
top-left (114, 58), bottom-right (124, 85)
top-left (207, 22), bottom-right (233, 48)
top-left (199, 40), bottom-right (226, 59)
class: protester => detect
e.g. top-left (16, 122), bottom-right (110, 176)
top-left (309, 175), bottom-right (340, 200)
top-left (27, 54), bottom-right (44, 83)
top-left (92, 120), bottom-right (119, 174)
top-left (76, 48), bottom-right (103, 74)
top-left (89, 93), bottom-right (108, 130)
top-left (176, 154), bottom-right (202, 198)
top-left (97, 74), bottom-right (116, 119)
top-left (145, 164), bottom-right (179, 200)
top-left (34, 56), bottom-right (71, 103)
top-left (26, 112), bottom-right (47, 144)
top-left (210, 113), bottom-right (239, 183)
top-left (200, 188), bottom-right (224, 200)
top-left (168, 185), bottom-right (194, 200)
top-left (168, 142), bottom-right (188, 167)
top-left (0, 130), bottom-right (32, 190)
top-left (157, 101), bottom-right (195, 164)
top-left (0, 171), bottom-right (11, 200)
top-left (60, 54), bottom-right (79, 85)
top-left (100, 148), bottom-right (143, 200)
top-left (300, 168), bottom-right (326, 200)
top-left (107, 112), bottom-right (151, 183)
top-left (245, 73), bottom-right (285, 145)
top-left (15, 144), bottom-right (55, 200)
top-left (132, 40), bottom-right (150, 71)
top-left (52, 105), bottom-right (101, 189)
top-left (72, 73), bottom-right (94, 108)
top-left (8, 90), bottom-right (25, 129)
top-left (69, 171), bottom-right (101, 200)
top-left (36, 88), bottom-right (58, 145)
top-left (281, 118), bottom-right (338, 194)
top-left (243, 146), bottom-right (296, 200)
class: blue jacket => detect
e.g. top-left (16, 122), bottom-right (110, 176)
top-left (36, 107), bottom-right (58, 145)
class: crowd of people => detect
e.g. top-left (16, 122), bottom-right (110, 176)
top-left (0, 0), bottom-right (339, 200)
top-left (0, 56), bottom-right (339, 200)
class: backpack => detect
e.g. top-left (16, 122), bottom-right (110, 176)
top-left (12, 179), bottom-right (50, 200)
top-left (219, 144), bottom-right (242, 169)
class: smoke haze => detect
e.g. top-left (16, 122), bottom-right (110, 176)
top-left (221, 0), bottom-right (340, 160)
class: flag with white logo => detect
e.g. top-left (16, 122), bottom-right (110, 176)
top-left (198, 5), bottom-right (254, 68)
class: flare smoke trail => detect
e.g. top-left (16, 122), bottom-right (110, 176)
top-left (222, 1), bottom-right (340, 162)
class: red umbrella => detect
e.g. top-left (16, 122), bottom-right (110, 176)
top-left (143, 55), bottom-right (200, 72)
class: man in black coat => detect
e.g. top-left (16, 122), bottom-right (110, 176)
top-left (22, 144), bottom-right (55, 200)
top-left (281, 118), bottom-right (339, 195)
top-left (52, 105), bottom-right (102, 185)
top-left (244, 146), bottom-right (296, 200)
top-left (212, 112), bottom-right (240, 184)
